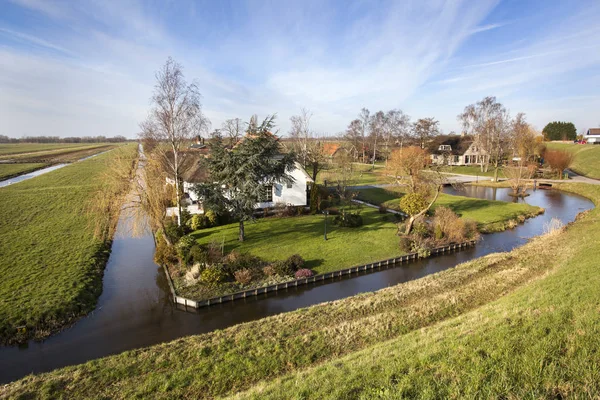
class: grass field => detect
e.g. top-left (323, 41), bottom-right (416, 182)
top-left (546, 142), bottom-right (600, 179)
top-left (0, 163), bottom-right (48, 180)
top-left (0, 143), bottom-right (121, 163)
top-left (356, 187), bottom-right (542, 231)
top-left (317, 163), bottom-right (386, 186)
top-left (0, 143), bottom-right (97, 156)
top-left (0, 144), bottom-right (137, 345)
top-left (1, 183), bottom-right (596, 398)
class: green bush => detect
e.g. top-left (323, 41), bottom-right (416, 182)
top-left (189, 244), bottom-right (207, 265)
top-left (154, 238), bottom-right (178, 266)
top-left (200, 265), bottom-right (227, 288)
top-left (333, 212), bottom-right (363, 227)
top-left (176, 235), bottom-right (196, 264)
top-left (164, 220), bottom-right (185, 244)
top-left (271, 260), bottom-right (294, 277)
top-left (310, 182), bottom-right (320, 214)
top-left (434, 224), bottom-right (444, 240)
top-left (205, 210), bottom-right (218, 226)
top-left (399, 193), bottom-right (427, 216)
top-left (286, 254), bottom-right (305, 271)
top-left (223, 251), bottom-right (264, 276)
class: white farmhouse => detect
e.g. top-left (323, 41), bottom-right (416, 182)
top-left (584, 128), bottom-right (600, 144)
top-left (429, 135), bottom-right (488, 166)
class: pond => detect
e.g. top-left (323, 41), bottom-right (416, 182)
top-left (0, 185), bottom-right (593, 384)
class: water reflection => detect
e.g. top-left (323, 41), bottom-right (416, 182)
top-left (0, 186), bottom-right (593, 384)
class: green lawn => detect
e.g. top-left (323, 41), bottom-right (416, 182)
top-left (0, 144), bottom-right (136, 345)
top-left (3, 183), bottom-right (597, 399)
top-left (356, 187), bottom-right (542, 230)
top-left (0, 163), bottom-right (48, 180)
top-left (192, 207), bottom-right (400, 274)
top-left (317, 163), bottom-right (386, 186)
top-left (546, 142), bottom-right (600, 179)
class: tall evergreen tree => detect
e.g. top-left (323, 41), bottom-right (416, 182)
top-left (542, 121), bottom-right (577, 141)
top-left (194, 115), bottom-right (296, 241)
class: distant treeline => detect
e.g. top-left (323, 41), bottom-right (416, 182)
top-left (0, 135), bottom-right (130, 144)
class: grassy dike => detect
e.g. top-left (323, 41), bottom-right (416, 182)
top-left (0, 145), bottom-right (137, 345)
top-left (546, 142), bottom-right (600, 179)
top-left (1, 187), bottom-right (592, 398)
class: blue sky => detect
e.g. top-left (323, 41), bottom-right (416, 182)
top-left (1, 0), bottom-right (599, 138)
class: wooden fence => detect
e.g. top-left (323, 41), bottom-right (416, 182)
top-left (165, 240), bottom-right (477, 310)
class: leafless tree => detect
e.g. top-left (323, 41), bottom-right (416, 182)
top-left (459, 96), bottom-right (510, 181)
top-left (288, 108), bottom-right (328, 181)
top-left (511, 113), bottom-right (537, 162)
top-left (139, 57), bottom-right (210, 226)
top-left (222, 118), bottom-right (244, 146)
top-left (385, 109), bottom-right (411, 154)
top-left (358, 108), bottom-right (371, 163)
top-left (344, 119), bottom-right (363, 161)
top-left (412, 117), bottom-right (440, 149)
top-left (369, 111), bottom-right (386, 167)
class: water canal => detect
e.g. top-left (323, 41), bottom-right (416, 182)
top-left (0, 184), bottom-right (593, 384)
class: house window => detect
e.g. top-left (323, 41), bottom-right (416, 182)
top-left (286, 182), bottom-right (293, 189)
top-left (260, 185), bottom-right (273, 202)
top-left (454, 155), bottom-right (459, 163)
top-left (438, 144), bottom-right (452, 151)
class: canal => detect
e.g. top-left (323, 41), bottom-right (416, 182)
top-left (0, 184), bottom-right (593, 384)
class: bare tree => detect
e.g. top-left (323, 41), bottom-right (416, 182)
top-left (358, 108), bottom-right (371, 163)
top-left (511, 113), bottom-right (537, 162)
top-left (545, 150), bottom-right (574, 179)
top-left (412, 118), bottom-right (440, 149)
top-left (344, 119), bottom-right (363, 161)
top-left (140, 57), bottom-right (209, 227)
top-left (288, 108), bottom-right (328, 182)
top-left (221, 118), bottom-right (244, 146)
top-left (504, 164), bottom-right (535, 197)
top-left (459, 97), bottom-right (510, 182)
top-left (369, 111), bottom-right (386, 167)
top-left (385, 109), bottom-right (411, 154)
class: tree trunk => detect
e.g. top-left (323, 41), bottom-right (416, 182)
top-left (493, 166), bottom-right (499, 182)
top-left (372, 136), bottom-right (377, 168)
top-left (312, 163), bottom-right (319, 182)
top-left (239, 220), bottom-right (245, 242)
top-left (403, 188), bottom-right (441, 235)
top-left (173, 146), bottom-right (182, 227)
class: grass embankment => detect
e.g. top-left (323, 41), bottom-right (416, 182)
top-left (0, 143), bottom-right (120, 163)
top-left (356, 187), bottom-right (542, 232)
top-left (546, 142), bottom-right (600, 179)
top-left (2, 183), bottom-right (596, 399)
top-left (0, 143), bottom-right (95, 156)
top-left (0, 163), bottom-right (48, 180)
top-left (0, 144), bottom-right (137, 345)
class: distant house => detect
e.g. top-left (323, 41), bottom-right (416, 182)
top-left (585, 128), bottom-right (600, 144)
top-left (323, 142), bottom-right (349, 163)
top-left (428, 135), bottom-right (488, 166)
top-left (166, 148), bottom-right (313, 216)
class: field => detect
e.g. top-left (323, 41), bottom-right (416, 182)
top-left (356, 187), bottom-right (542, 231)
top-left (0, 163), bottom-right (47, 180)
top-left (0, 143), bottom-right (121, 163)
top-left (317, 162), bottom-right (386, 186)
top-left (546, 142), bottom-right (600, 179)
top-left (0, 145), bottom-right (137, 345)
top-left (1, 183), bottom-right (596, 398)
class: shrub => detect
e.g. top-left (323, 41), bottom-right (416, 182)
top-left (464, 219), bottom-right (479, 240)
top-left (176, 235), bottom-right (196, 264)
top-left (286, 254), bottom-right (305, 271)
top-left (412, 220), bottom-right (430, 238)
top-left (432, 206), bottom-right (478, 243)
top-left (200, 265), bottom-right (227, 288)
top-left (378, 205), bottom-right (388, 214)
top-left (399, 236), bottom-right (412, 252)
top-left (189, 244), bottom-right (207, 265)
top-left (224, 251), bottom-right (264, 275)
top-left (295, 269), bottom-right (313, 279)
top-left (164, 220), bottom-right (185, 243)
top-left (205, 210), bottom-right (218, 226)
top-left (272, 260), bottom-right (294, 277)
top-left (399, 193), bottom-right (427, 216)
top-left (180, 209), bottom-right (192, 232)
top-left (262, 265), bottom-right (276, 277)
top-left (154, 238), bottom-right (178, 265)
top-left (410, 237), bottom-right (432, 258)
top-left (310, 182), bottom-right (320, 214)
top-left (333, 212), bottom-right (363, 227)
top-left (234, 269), bottom-right (254, 285)
top-left (434, 224), bottom-right (443, 240)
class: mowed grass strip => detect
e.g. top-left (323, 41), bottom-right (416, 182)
top-left (230, 183), bottom-right (600, 399)
top-left (0, 144), bottom-right (137, 345)
top-left (0, 163), bottom-right (48, 180)
top-left (546, 142), bottom-right (600, 179)
top-left (0, 143), bottom-right (120, 163)
top-left (356, 187), bottom-right (542, 230)
top-left (0, 190), bottom-right (582, 399)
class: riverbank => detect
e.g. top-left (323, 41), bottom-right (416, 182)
top-left (0, 145), bottom-right (137, 345)
top-left (0, 163), bottom-right (48, 180)
top-left (2, 185), bottom-right (593, 398)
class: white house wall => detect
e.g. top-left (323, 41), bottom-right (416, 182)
top-left (257, 165), bottom-right (310, 208)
